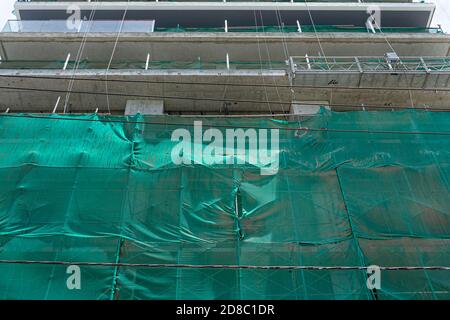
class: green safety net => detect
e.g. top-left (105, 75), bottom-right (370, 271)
top-left (0, 109), bottom-right (448, 300)
top-left (154, 25), bottom-right (443, 34)
top-left (0, 59), bottom-right (287, 70)
top-left (1, 58), bottom-right (449, 72)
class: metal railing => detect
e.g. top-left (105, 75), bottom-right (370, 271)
top-left (2, 20), bottom-right (443, 34)
top-left (2, 20), bottom-right (155, 33)
top-left (0, 59), bottom-right (289, 71)
top-left (290, 56), bottom-right (450, 73)
top-left (1, 56), bottom-right (449, 74)
top-left (155, 25), bottom-right (443, 34)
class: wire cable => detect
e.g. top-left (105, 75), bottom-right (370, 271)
top-left (64, 1), bottom-right (99, 113)
top-left (258, 10), bottom-right (287, 118)
top-left (1, 113), bottom-right (450, 136)
top-left (105, 1), bottom-right (129, 114)
top-left (1, 84), bottom-right (450, 112)
top-left (304, 0), bottom-right (329, 65)
top-left (253, 10), bottom-right (273, 114)
top-left (0, 259), bottom-right (448, 271)
top-left (1, 73), bottom-right (449, 92)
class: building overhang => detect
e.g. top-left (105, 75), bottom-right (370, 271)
top-left (1, 32), bottom-right (449, 62)
top-left (15, 2), bottom-right (436, 28)
top-left (0, 65), bottom-right (448, 114)
top-left (0, 69), bottom-right (291, 113)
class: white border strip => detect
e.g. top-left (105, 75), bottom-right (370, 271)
top-left (15, 2), bottom-right (436, 12)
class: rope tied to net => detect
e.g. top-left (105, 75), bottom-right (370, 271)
top-left (0, 260), bottom-right (449, 271)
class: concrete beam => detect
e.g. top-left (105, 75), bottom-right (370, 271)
top-left (0, 69), bottom-right (448, 114)
top-left (0, 32), bottom-right (449, 63)
top-left (0, 69), bottom-right (290, 113)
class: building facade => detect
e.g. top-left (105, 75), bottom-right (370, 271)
top-left (0, 1), bottom-right (449, 300)
top-left (0, 0), bottom-right (449, 114)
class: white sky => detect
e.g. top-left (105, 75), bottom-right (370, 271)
top-left (430, 0), bottom-right (450, 31)
top-left (0, 0), bottom-right (449, 31)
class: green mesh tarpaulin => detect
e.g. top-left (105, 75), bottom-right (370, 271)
top-left (0, 109), bottom-right (448, 300)
top-left (0, 59), bottom-right (287, 70)
top-left (154, 25), bottom-right (443, 34)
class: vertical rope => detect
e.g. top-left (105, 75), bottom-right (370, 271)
top-left (253, 10), bottom-right (273, 115)
top-left (64, 1), bottom-right (99, 113)
top-left (104, 1), bottom-right (130, 114)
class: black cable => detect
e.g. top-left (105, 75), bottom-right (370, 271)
top-left (0, 259), bottom-right (448, 271)
top-left (1, 73), bottom-right (449, 92)
top-left (1, 113), bottom-right (450, 136)
top-left (1, 84), bottom-right (450, 112)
